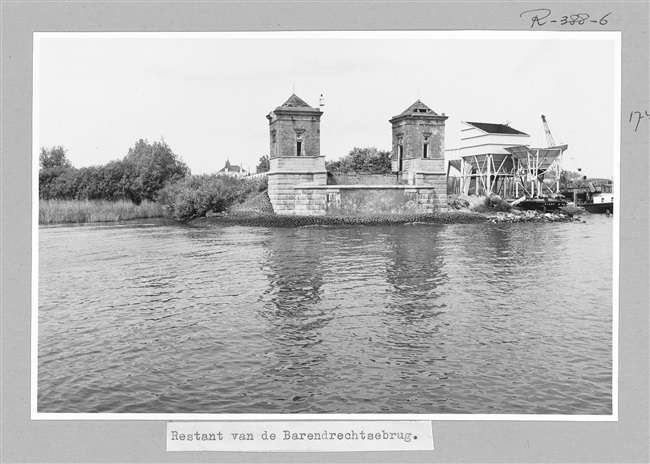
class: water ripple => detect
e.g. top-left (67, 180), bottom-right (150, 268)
top-left (38, 218), bottom-right (613, 414)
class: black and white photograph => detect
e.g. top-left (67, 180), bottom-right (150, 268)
top-left (33, 31), bottom-right (619, 418)
top-left (2, 1), bottom-right (648, 462)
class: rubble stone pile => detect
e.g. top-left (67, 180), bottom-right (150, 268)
top-left (197, 211), bottom-right (487, 227)
top-left (487, 210), bottom-right (582, 223)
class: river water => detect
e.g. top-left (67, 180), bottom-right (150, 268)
top-left (38, 216), bottom-right (613, 415)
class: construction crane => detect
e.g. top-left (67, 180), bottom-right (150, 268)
top-left (541, 114), bottom-right (556, 147)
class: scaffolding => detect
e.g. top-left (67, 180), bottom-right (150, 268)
top-left (448, 144), bottom-right (568, 199)
top-left (505, 145), bottom-right (567, 198)
top-left (460, 153), bottom-right (517, 197)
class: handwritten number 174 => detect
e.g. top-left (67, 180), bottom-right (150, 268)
top-left (629, 111), bottom-right (650, 132)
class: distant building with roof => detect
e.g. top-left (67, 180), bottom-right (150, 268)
top-left (217, 160), bottom-right (249, 177)
top-left (454, 121), bottom-right (530, 155)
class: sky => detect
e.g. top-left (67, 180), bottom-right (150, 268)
top-left (36, 32), bottom-right (619, 178)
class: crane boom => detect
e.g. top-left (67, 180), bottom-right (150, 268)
top-left (541, 114), bottom-right (556, 147)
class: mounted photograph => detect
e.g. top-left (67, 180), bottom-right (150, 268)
top-left (33, 31), bottom-right (619, 419)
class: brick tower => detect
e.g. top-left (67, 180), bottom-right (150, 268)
top-left (389, 100), bottom-right (448, 187)
top-left (266, 94), bottom-right (327, 215)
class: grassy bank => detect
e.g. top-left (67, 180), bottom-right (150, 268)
top-left (39, 199), bottom-right (164, 224)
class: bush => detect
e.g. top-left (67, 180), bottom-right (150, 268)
top-left (471, 194), bottom-right (513, 213)
top-left (229, 190), bottom-right (274, 214)
top-left (448, 197), bottom-right (470, 210)
top-left (39, 166), bottom-right (79, 200)
top-left (257, 175), bottom-right (268, 192)
top-left (157, 174), bottom-right (264, 220)
top-left (326, 147), bottom-right (392, 174)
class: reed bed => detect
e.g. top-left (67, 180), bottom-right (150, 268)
top-left (39, 199), bottom-right (164, 224)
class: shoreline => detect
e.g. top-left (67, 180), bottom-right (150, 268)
top-left (194, 210), bottom-right (489, 227)
top-left (38, 201), bottom-right (587, 226)
top-left (37, 211), bottom-right (589, 227)
top-left (193, 209), bottom-right (583, 227)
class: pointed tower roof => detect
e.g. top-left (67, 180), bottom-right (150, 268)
top-left (280, 94), bottom-right (313, 108)
top-left (390, 99), bottom-right (447, 123)
top-left (399, 100), bottom-right (439, 116)
top-left (268, 93), bottom-right (322, 120)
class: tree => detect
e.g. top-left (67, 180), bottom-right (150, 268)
top-left (101, 160), bottom-right (133, 201)
top-left (39, 146), bottom-right (76, 200)
top-left (38, 139), bottom-right (191, 203)
top-left (39, 165), bottom-right (83, 200)
top-left (40, 146), bottom-right (72, 170)
top-left (256, 155), bottom-right (270, 173)
top-left (122, 138), bottom-right (190, 203)
top-left (326, 147), bottom-right (392, 174)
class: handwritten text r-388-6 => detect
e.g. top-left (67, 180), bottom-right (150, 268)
top-left (520, 9), bottom-right (611, 28)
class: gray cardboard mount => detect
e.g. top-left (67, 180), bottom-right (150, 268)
top-left (2, 1), bottom-right (648, 463)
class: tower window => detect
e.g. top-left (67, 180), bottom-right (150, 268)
top-left (296, 141), bottom-right (302, 156)
top-left (423, 135), bottom-right (430, 159)
top-left (398, 144), bottom-right (403, 171)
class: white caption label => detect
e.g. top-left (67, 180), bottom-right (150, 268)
top-left (167, 421), bottom-right (434, 452)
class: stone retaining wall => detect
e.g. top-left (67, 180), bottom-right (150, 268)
top-left (268, 172), bottom-right (326, 215)
top-left (289, 185), bottom-right (447, 216)
top-left (294, 188), bottom-right (328, 215)
top-left (327, 173), bottom-right (398, 185)
top-left (268, 160), bottom-right (447, 215)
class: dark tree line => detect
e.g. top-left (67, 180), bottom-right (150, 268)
top-left (39, 140), bottom-right (190, 204)
top-left (250, 148), bottom-right (393, 176)
top-left (325, 147), bottom-right (392, 174)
